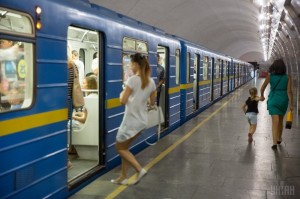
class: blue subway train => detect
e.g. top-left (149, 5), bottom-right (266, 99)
top-left (0, 0), bottom-right (253, 198)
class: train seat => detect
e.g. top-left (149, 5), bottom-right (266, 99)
top-left (72, 95), bottom-right (99, 160)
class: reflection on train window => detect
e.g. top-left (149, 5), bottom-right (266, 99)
top-left (203, 56), bottom-right (209, 81)
top-left (122, 54), bottom-right (133, 83)
top-left (216, 59), bottom-right (220, 79)
top-left (175, 49), bottom-right (180, 85)
top-left (0, 8), bottom-right (33, 35)
top-left (0, 39), bottom-right (33, 112)
top-left (123, 38), bottom-right (148, 53)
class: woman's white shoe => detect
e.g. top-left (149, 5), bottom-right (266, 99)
top-left (110, 178), bottom-right (129, 185)
top-left (133, 168), bottom-right (147, 185)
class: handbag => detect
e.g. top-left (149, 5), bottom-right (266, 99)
top-left (147, 105), bottom-right (164, 129)
top-left (285, 111), bottom-right (293, 129)
top-left (145, 105), bottom-right (164, 146)
top-left (72, 63), bottom-right (84, 108)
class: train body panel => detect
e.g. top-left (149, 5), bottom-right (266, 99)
top-left (0, 0), bottom-right (253, 198)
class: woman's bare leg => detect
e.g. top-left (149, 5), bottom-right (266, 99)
top-left (277, 115), bottom-right (284, 142)
top-left (116, 133), bottom-right (142, 175)
top-left (271, 115), bottom-right (279, 145)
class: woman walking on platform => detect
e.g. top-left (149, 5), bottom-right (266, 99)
top-left (111, 53), bottom-right (156, 185)
top-left (260, 59), bottom-right (293, 150)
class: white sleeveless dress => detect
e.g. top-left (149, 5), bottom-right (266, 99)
top-left (116, 75), bottom-right (156, 142)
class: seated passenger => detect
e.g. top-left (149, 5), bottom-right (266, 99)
top-left (71, 76), bottom-right (97, 127)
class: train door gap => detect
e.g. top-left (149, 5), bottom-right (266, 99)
top-left (210, 57), bottom-right (214, 101)
top-left (193, 53), bottom-right (200, 111)
top-left (157, 46), bottom-right (169, 131)
top-left (66, 26), bottom-right (104, 184)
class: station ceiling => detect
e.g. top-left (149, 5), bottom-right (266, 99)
top-left (91, 0), bottom-right (263, 63)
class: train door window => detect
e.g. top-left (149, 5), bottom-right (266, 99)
top-left (175, 49), bottom-right (180, 85)
top-left (157, 46), bottom-right (168, 130)
top-left (216, 59), bottom-right (220, 79)
top-left (223, 61), bottom-right (227, 78)
top-left (122, 38), bottom-right (148, 84)
top-left (67, 26), bottom-right (100, 181)
top-left (193, 54), bottom-right (199, 110)
top-left (186, 52), bottom-right (190, 83)
top-left (203, 56), bottom-right (208, 81)
top-left (210, 57), bottom-right (214, 101)
top-left (0, 8), bottom-right (34, 113)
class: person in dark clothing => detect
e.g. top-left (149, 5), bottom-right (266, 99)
top-left (242, 87), bottom-right (263, 143)
top-left (156, 54), bottom-right (165, 105)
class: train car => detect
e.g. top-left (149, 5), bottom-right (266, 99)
top-left (0, 0), bottom-right (182, 198)
top-left (0, 0), bottom-right (253, 198)
top-left (179, 39), bottom-right (239, 123)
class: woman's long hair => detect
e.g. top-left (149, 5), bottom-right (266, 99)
top-left (130, 53), bottom-right (151, 89)
top-left (85, 75), bottom-right (98, 95)
top-left (269, 59), bottom-right (286, 75)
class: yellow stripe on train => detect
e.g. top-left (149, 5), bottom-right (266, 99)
top-left (106, 86), bottom-right (181, 109)
top-left (0, 109), bottom-right (68, 136)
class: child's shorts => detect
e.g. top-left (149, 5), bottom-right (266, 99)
top-left (245, 112), bottom-right (258, 125)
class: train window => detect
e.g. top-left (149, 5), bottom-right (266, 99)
top-left (136, 41), bottom-right (147, 53)
top-left (123, 38), bottom-right (148, 53)
top-left (193, 54), bottom-right (198, 81)
top-left (0, 40), bottom-right (34, 112)
top-left (122, 38), bottom-right (148, 83)
top-left (203, 56), bottom-right (209, 80)
top-left (216, 59), bottom-right (220, 79)
top-left (122, 54), bottom-right (133, 82)
top-left (175, 49), bottom-right (180, 85)
top-left (123, 38), bottom-right (135, 51)
top-left (223, 61), bottom-right (227, 78)
top-left (0, 8), bottom-right (33, 36)
top-left (186, 53), bottom-right (190, 83)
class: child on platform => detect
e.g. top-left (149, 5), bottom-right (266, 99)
top-left (242, 87), bottom-right (263, 143)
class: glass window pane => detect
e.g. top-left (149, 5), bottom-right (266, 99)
top-left (123, 38), bottom-right (135, 51)
top-left (175, 49), bottom-right (180, 85)
top-left (216, 59), bottom-right (220, 79)
top-left (186, 53), bottom-right (190, 83)
top-left (0, 40), bottom-right (33, 112)
top-left (0, 8), bottom-right (33, 35)
top-left (224, 61), bottom-right (226, 78)
top-left (136, 41), bottom-right (148, 53)
top-left (203, 56), bottom-right (208, 81)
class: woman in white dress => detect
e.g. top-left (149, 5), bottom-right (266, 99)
top-left (111, 53), bottom-right (156, 185)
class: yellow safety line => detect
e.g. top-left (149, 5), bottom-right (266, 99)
top-left (0, 109), bottom-right (68, 136)
top-left (105, 93), bottom-right (236, 199)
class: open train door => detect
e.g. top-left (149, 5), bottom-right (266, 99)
top-left (67, 26), bottom-right (104, 186)
top-left (157, 46), bottom-right (169, 131)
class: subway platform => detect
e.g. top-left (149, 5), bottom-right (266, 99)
top-left (70, 78), bottom-right (300, 199)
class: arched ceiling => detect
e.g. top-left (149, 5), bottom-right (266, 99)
top-left (90, 0), bottom-right (263, 62)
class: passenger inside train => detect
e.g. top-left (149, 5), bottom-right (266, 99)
top-left (71, 75), bottom-right (98, 128)
top-left (0, 39), bottom-right (26, 111)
